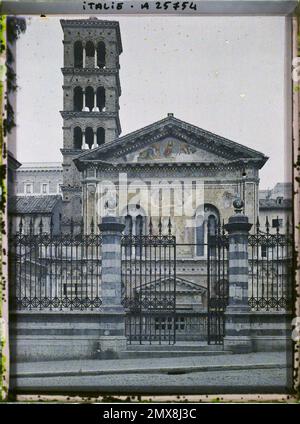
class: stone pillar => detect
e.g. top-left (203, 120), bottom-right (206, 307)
top-left (82, 90), bottom-right (89, 112)
top-left (83, 45), bottom-right (86, 68)
top-left (82, 131), bottom-right (86, 149)
top-left (97, 215), bottom-right (127, 355)
top-left (86, 184), bottom-right (96, 232)
top-left (93, 131), bottom-right (97, 148)
top-left (95, 49), bottom-right (98, 68)
top-left (224, 199), bottom-right (253, 353)
top-left (92, 92), bottom-right (99, 112)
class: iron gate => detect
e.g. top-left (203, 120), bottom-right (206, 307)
top-left (121, 218), bottom-right (176, 344)
top-left (121, 218), bottom-right (228, 345)
top-left (207, 228), bottom-right (229, 344)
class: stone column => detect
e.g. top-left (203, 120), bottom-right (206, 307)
top-left (93, 131), bottom-right (97, 148)
top-left (82, 131), bottom-right (87, 149)
top-left (82, 90), bottom-right (89, 112)
top-left (97, 215), bottom-right (127, 355)
top-left (224, 199), bottom-right (253, 353)
top-left (83, 45), bottom-right (86, 68)
top-left (86, 184), bottom-right (96, 232)
top-left (92, 92), bottom-right (99, 112)
top-left (95, 49), bottom-right (98, 68)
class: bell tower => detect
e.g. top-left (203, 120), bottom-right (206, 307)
top-left (60, 18), bottom-right (122, 231)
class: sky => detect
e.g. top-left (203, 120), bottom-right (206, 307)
top-left (11, 15), bottom-right (289, 189)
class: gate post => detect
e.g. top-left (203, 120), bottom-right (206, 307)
top-left (224, 199), bottom-right (253, 353)
top-left (98, 215), bottom-right (126, 356)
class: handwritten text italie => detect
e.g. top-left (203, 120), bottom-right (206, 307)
top-left (83, 1), bottom-right (198, 11)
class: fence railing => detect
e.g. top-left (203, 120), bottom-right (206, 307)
top-left (121, 217), bottom-right (177, 344)
top-left (247, 218), bottom-right (293, 311)
top-left (9, 218), bottom-right (103, 311)
top-left (125, 311), bottom-right (208, 344)
top-left (8, 215), bottom-right (293, 316)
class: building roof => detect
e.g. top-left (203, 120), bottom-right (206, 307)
top-left (259, 198), bottom-right (292, 210)
top-left (8, 151), bottom-right (22, 170)
top-left (8, 195), bottom-right (62, 215)
top-left (18, 162), bottom-right (63, 172)
top-left (74, 114), bottom-right (268, 171)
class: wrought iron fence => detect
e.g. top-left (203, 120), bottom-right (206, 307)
top-left (9, 218), bottom-right (103, 311)
top-left (207, 223), bottom-right (229, 344)
top-left (125, 312), bottom-right (208, 343)
top-left (248, 218), bottom-right (293, 311)
top-left (121, 217), bottom-right (177, 344)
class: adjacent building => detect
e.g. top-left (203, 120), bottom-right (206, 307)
top-left (15, 162), bottom-right (63, 196)
top-left (259, 182), bottom-right (292, 233)
top-left (8, 195), bottom-right (62, 235)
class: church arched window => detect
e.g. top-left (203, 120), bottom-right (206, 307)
top-left (196, 214), bottom-right (205, 256)
top-left (208, 214), bottom-right (217, 236)
top-left (97, 127), bottom-right (105, 146)
top-left (97, 87), bottom-right (105, 111)
top-left (73, 86), bottom-right (83, 111)
top-left (135, 215), bottom-right (144, 236)
top-left (73, 126), bottom-right (82, 149)
top-left (85, 127), bottom-right (94, 149)
top-left (85, 41), bottom-right (95, 57)
top-left (74, 41), bottom-right (83, 68)
top-left (124, 214), bottom-right (133, 235)
top-left (85, 86), bottom-right (94, 111)
top-left (97, 41), bottom-right (106, 68)
top-left (195, 205), bottom-right (219, 257)
top-left (121, 206), bottom-right (147, 237)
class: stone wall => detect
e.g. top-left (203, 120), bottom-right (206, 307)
top-left (9, 311), bottom-right (125, 361)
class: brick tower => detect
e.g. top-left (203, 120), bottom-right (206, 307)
top-left (60, 18), bottom-right (122, 231)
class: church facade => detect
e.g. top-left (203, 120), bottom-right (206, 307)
top-left (7, 18), bottom-right (292, 358)
top-left (60, 18), bottom-right (268, 241)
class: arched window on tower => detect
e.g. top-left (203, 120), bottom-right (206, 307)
top-left (97, 87), bottom-right (105, 111)
top-left (74, 41), bottom-right (83, 68)
top-left (85, 41), bottom-right (95, 58)
top-left (97, 41), bottom-right (106, 68)
top-left (85, 86), bottom-right (94, 111)
top-left (73, 127), bottom-right (83, 149)
top-left (85, 127), bottom-right (94, 149)
top-left (97, 127), bottom-right (105, 146)
top-left (73, 86), bottom-right (83, 111)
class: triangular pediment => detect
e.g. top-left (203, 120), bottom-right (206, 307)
top-left (138, 277), bottom-right (207, 294)
top-left (74, 115), bottom-right (268, 169)
top-left (112, 136), bottom-right (224, 164)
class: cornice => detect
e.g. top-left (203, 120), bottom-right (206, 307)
top-left (17, 168), bottom-right (63, 173)
top-left (61, 185), bottom-right (82, 192)
top-left (61, 148), bottom-right (84, 158)
top-left (61, 67), bottom-right (120, 75)
top-left (61, 68), bottom-right (121, 96)
top-left (60, 111), bottom-right (122, 135)
top-left (60, 19), bottom-right (123, 54)
top-left (77, 158), bottom-right (257, 174)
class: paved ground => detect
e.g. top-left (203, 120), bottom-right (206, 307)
top-left (10, 351), bottom-right (292, 394)
top-left (11, 368), bottom-right (291, 394)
